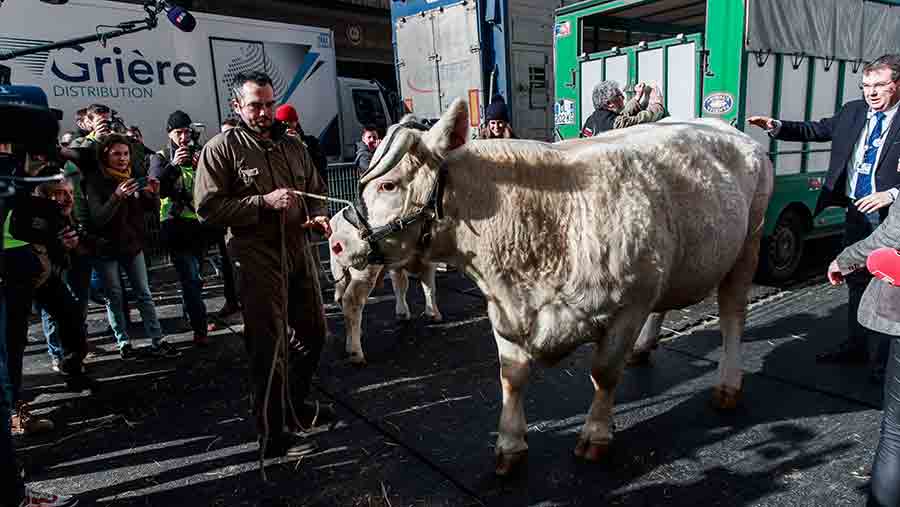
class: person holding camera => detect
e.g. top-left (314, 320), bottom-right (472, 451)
top-left (580, 80), bottom-right (667, 137)
top-left (2, 150), bottom-right (94, 439)
top-left (149, 111), bottom-right (212, 346)
top-left (83, 134), bottom-right (172, 360)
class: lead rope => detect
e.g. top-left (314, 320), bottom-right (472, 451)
top-left (258, 203), bottom-right (320, 481)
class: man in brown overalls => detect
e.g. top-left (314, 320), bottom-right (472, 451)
top-left (194, 71), bottom-right (332, 457)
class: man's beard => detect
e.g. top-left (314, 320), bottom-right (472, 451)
top-left (246, 118), bottom-right (272, 134)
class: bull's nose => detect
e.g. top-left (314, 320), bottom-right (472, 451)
top-left (331, 241), bottom-right (344, 255)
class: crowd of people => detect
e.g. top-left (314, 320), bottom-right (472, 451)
top-left (4, 57), bottom-right (900, 506)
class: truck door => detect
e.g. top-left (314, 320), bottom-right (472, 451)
top-left (511, 50), bottom-right (551, 141)
top-left (395, 8), bottom-right (442, 120)
top-left (431, 1), bottom-right (484, 120)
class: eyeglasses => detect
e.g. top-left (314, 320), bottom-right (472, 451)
top-left (239, 100), bottom-right (276, 112)
top-left (860, 81), bottom-right (897, 92)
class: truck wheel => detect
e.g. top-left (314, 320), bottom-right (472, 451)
top-left (758, 209), bottom-right (806, 283)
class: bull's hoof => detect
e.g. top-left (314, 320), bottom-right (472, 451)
top-left (348, 353), bottom-right (367, 368)
top-left (574, 438), bottom-right (610, 462)
top-left (626, 350), bottom-right (652, 367)
top-left (711, 385), bottom-right (742, 411)
top-left (494, 450), bottom-right (527, 476)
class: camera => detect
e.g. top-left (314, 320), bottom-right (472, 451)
top-left (99, 115), bottom-right (127, 136)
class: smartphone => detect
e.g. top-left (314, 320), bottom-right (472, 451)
top-left (133, 176), bottom-right (148, 187)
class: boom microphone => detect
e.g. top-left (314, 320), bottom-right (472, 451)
top-left (162, 2), bottom-right (196, 32)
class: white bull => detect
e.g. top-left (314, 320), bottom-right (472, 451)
top-left (334, 99), bottom-right (773, 475)
top-left (329, 208), bottom-right (442, 366)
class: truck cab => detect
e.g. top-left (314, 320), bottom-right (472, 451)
top-left (554, 0), bottom-right (900, 282)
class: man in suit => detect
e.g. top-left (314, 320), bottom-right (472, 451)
top-left (749, 54), bottom-right (900, 379)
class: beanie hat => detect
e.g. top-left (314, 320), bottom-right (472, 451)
top-left (167, 110), bottom-right (192, 132)
top-left (275, 104), bottom-right (299, 123)
top-left (485, 95), bottom-right (509, 122)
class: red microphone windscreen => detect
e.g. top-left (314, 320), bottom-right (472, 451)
top-left (867, 247), bottom-right (900, 286)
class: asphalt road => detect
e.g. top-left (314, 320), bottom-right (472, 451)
top-left (16, 235), bottom-right (884, 506)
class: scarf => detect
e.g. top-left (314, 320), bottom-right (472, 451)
top-left (103, 163), bottom-right (132, 182)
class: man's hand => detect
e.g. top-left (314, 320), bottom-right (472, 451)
top-left (93, 121), bottom-right (111, 139)
top-left (114, 178), bottom-right (139, 199)
top-left (634, 82), bottom-right (646, 98)
top-left (303, 215), bottom-right (332, 238)
top-left (827, 259), bottom-right (846, 285)
top-left (263, 188), bottom-right (300, 210)
top-left (173, 146), bottom-right (192, 167)
top-left (59, 226), bottom-right (79, 251)
top-left (649, 84), bottom-right (664, 106)
top-left (747, 116), bottom-right (777, 130)
top-left (855, 191), bottom-right (894, 213)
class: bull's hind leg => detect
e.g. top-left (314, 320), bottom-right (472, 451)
top-left (493, 331), bottom-right (531, 476)
top-left (420, 264), bottom-right (443, 322)
top-left (627, 312), bottom-right (666, 366)
top-left (391, 269), bottom-right (412, 321)
top-left (713, 233), bottom-right (761, 410)
top-left (343, 266), bottom-right (382, 366)
top-left (577, 310), bottom-right (648, 461)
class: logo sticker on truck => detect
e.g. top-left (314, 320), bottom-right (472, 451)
top-left (555, 99), bottom-right (575, 125)
top-left (703, 93), bottom-right (734, 115)
top-left (555, 21), bottom-right (572, 39)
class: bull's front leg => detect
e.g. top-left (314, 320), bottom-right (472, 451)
top-left (577, 311), bottom-right (647, 461)
top-left (342, 266), bottom-right (381, 366)
top-left (420, 264), bottom-right (443, 322)
top-left (390, 269), bottom-right (411, 321)
top-left (493, 331), bottom-right (531, 476)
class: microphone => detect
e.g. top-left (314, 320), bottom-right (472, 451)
top-left (161, 1), bottom-right (196, 32)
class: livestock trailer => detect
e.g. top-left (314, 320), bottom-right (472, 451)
top-left (553, 0), bottom-right (900, 281)
top-left (391, 0), bottom-right (582, 141)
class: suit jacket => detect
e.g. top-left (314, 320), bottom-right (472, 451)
top-left (776, 100), bottom-right (900, 216)
top-left (837, 202), bottom-right (900, 336)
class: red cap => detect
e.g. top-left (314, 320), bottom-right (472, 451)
top-left (275, 104), bottom-right (299, 123)
top-left (867, 247), bottom-right (900, 286)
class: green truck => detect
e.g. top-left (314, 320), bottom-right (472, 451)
top-left (553, 0), bottom-right (900, 281)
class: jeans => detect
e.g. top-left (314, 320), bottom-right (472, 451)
top-left (0, 286), bottom-right (25, 505)
top-left (95, 251), bottom-right (162, 348)
top-left (869, 338), bottom-right (900, 507)
top-left (40, 254), bottom-right (92, 361)
top-left (171, 250), bottom-right (207, 336)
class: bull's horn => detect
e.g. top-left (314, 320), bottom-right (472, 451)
top-left (360, 126), bottom-right (417, 185)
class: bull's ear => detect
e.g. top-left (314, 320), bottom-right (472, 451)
top-left (426, 98), bottom-right (469, 156)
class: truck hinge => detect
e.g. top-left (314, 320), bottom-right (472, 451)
top-left (469, 44), bottom-right (480, 54)
top-left (428, 54), bottom-right (442, 62)
top-left (397, 59), bottom-right (406, 69)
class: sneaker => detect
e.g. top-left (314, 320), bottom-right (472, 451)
top-left (18, 486), bottom-right (78, 506)
top-left (193, 333), bottom-right (209, 347)
top-left (119, 344), bottom-right (136, 361)
top-left (50, 357), bottom-right (61, 373)
top-left (149, 340), bottom-right (180, 358)
top-left (11, 402), bottom-right (54, 437)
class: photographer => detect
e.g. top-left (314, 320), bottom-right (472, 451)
top-left (35, 165), bottom-right (100, 374)
top-left (83, 134), bottom-right (172, 359)
top-left (149, 111), bottom-right (212, 346)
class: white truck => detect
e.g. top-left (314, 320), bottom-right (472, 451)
top-left (0, 0), bottom-right (390, 161)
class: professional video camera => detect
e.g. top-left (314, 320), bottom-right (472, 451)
top-left (0, 85), bottom-right (68, 260)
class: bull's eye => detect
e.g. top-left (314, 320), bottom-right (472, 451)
top-left (378, 181), bottom-right (398, 192)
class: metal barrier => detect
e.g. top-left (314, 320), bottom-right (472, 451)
top-left (323, 162), bottom-right (360, 216)
top-left (143, 162), bottom-right (361, 269)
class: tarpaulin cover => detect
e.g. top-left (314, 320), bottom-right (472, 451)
top-left (747, 0), bottom-right (899, 61)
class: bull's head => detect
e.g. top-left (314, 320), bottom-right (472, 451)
top-left (337, 99), bottom-right (469, 270)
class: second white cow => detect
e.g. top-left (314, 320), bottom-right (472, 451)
top-left (329, 208), bottom-right (442, 365)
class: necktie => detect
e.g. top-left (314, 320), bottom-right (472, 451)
top-left (855, 111), bottom-right (886, 199)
